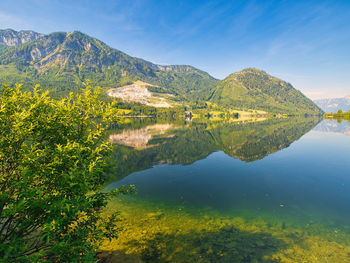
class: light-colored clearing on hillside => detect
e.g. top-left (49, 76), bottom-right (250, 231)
top-left (107, 81), bottom-right (173, 108)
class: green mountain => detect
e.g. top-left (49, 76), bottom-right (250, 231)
top-left (210, 68), bottom-right (323, 114)
top-left (0, 29), bottom-right (322, 114)
top-left (0, 30), bottom-right (218, 100)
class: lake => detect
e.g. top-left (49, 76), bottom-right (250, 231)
top-left (101, 117), bottom-right (350, 262)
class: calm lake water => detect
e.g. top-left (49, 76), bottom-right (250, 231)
top-left (102, 117), bottom-right (350, 262)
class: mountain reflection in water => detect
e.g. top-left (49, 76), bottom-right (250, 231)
top-left (109, 123), bottom-right (178, 149)
top-left (107, 117), bottom-right (321, 181)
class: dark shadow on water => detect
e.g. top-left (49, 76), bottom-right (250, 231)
top-left (123, 225), bottom-right (287, 263)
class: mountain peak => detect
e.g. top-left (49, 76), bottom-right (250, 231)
top-left (240, 68), bottom-right (267, 74)
top-left (66, 30), bottom-right (91, 39)
top-left (0, 29), bottom-right (44, 46)
top-left (211, 68), bottom-right (322, 114)
top-left (225, 68), bottom-right (270, 80)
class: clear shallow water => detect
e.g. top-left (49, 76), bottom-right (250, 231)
top-left (103, 118), bottom-right (350, 262)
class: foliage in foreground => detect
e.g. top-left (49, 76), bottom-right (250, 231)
top-left (0, 84), bottom-right (132, 262)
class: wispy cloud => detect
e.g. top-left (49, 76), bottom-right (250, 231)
top-left (0, 12), bottom-right (28, 30)
top-left (226, 0), bottom-right (268, 38)
top-left (303, 89), bottom-right (349, 100)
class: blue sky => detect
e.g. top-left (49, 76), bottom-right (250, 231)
top-left (0, 0), bottom-right (350, 99)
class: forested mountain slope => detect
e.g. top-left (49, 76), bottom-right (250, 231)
top-left (210, 68), bottom-right (323, 114)
top-left (0, 29), bottom-right (218, 100)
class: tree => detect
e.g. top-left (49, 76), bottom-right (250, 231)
top-left (0, 84), bottom-right (132, 262)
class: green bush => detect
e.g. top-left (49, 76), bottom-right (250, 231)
top-left (0, 84), bottom-right (133, 262)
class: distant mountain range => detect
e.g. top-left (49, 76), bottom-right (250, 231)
top-left (0, 28), bottom-right (322, 114)
top-left (314, 96), bottom-right (350, 113)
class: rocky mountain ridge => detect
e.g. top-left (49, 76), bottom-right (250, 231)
top-left (0, 29), bottom-right (217, 100)
top-left (0, 29), bottom-right (44, 46)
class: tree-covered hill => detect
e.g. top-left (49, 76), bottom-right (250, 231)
top-left (210, 68), bottom-right (323, 114)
